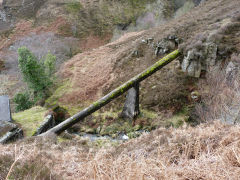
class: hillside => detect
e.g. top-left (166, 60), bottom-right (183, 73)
top-left (0, 0), bottom-right (240, 179)
top-left (0, 0), bottom-right (208, 136)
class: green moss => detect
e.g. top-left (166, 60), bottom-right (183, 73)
top-left (45, 81), bottom-right (70, 107)
top-left (63, 0), bottom-right (156, 37)
top-left (141, 109), bottom-right (158, 119)
top-left (57, 137), bottom-right (69, 143)
top-left (61, 105), bottom-right (84, 116)
top-left (165, 115), bottom-right (185, 128)
top-left (165, 106), bottom-right (190, 128)
top-left (93, 139), bottom-right (119, 148)
top-left (12, 106), bottom-right (48, 136)
top-left (139, 49), bottom-right (180, 79)
top-left (65, 2), bottom-right (82, 14)
top-left (93, 110), bottom-right (119, 120)
top-left (45, 81), bottom-right (84, 116)
top-left (127, 131), bottom-right (142, 139)
top-left (99, 120), bottom-right (134, 136)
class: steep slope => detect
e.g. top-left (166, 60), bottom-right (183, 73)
top-left (0, 0), bottom-right (240, 179)
top-left (49, 0), bottom-right (240, 110)
top-left (0, 0), bottom-right (196, 108)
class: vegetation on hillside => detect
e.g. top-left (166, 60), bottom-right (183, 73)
top-left (14, 47), bottom-right (56, 112)
top-left (1, 0), bottom-right (240, 179)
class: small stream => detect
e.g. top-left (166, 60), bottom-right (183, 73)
top-left (0, 10), bottom-right (6, 22)
top-left (75, 130), bottom-right (149, 142)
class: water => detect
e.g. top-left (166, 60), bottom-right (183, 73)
top-left (75, 130), bottom-right (148, 142)
top-left (0, 10), bottom-right (6, 22)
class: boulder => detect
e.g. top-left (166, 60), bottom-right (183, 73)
top-left (155, 36), bottom-right (178, 56)
top-left (0, 121), bottom-right (23, 144)
top-left (181, 42), bottom-right (218, 77)
top-left (181, 49), bottom-right (202, 77)
top-left (33, 114), bottom-right (55, 136)
top-left (34, 105), bottom-right (70, 135)
top-left (0, 128), bottom-right (23, 144)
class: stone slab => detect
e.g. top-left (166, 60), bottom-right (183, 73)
top-left (0, 95), bottom-right (12, 122)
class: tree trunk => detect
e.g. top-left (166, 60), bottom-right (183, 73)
top-left (40, 49), bottom-right (180, 136)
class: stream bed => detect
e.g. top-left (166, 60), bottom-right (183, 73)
top-left (74, 130), bottom-right (149, 142)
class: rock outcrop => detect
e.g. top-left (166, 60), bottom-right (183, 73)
top-left (1, 0), bottom-right (45, 19)
top-left (34, 105), bottom-right (70, 135)
top-left (181, 42), bottom-right (217, 77)
top-left (33, 114), bottom-right (55, 136)
top-left (180, 12), bottom-right (240, 77)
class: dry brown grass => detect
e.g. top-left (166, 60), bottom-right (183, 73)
top-left (1, 122), bottom-right (240, 179)
top-left (0, 59), bottom-right (4, 71)
top-left (56, 0), bottom-right (240, 108)
top-left (196, 54), bottom-right (240, 124)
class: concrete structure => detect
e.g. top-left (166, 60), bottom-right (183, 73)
top-left (0, 95), bottom-right (12, 122)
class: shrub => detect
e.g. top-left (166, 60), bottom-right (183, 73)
top-left (43, 52), bottom-right (56, 77)
top-left (18, 47), bottom-right (52, 98)
top-left (0, 59), bottom-right (4, 71)
top-left (13, 92), bottom-right (34, 112)
top-left (65, 2), bottom-right (82, 14)
top-left (196, 54), bottom-right (240, 124)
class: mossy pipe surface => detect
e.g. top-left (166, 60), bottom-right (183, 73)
top-left (41, 49), bottom-right (180, 135)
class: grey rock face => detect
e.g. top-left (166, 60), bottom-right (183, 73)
top-left (193, 0), bottom-right (206, 6)
top-left (0, 95), bottom-right (12, 122)
top-left (155, 39), bottom-right (176, 56)
top-left (2, 0), bottom-right (45, 18)
top-left (181, 49), bottom-right (202, 77)
top-left (154, 35), bottom-right (180, 56)
top-left (0, 9), bottom-right (6, 21)
top-left (181, 42), bottom-right (218, 77)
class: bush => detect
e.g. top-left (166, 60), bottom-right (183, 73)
top-left (13, 92), bottom-right (34, 112)
top-left (18, 47), bottom-right (53, 98)
top-left (196, 54), bottom-right (240, 124)
top-left (43, 52), bottom-right (56, 77)
top-left (65, 2), bottom-right (82, 14)
top-left (16, 47), bottom-right (57, 111)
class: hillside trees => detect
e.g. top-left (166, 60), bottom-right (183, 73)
top-left (14, 47), bottom-right (56, 111)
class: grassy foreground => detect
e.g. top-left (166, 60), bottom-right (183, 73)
top-left (12, 106), bottom-right (48, 136)
top-left (1, 121), bottom-right (240, 179)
